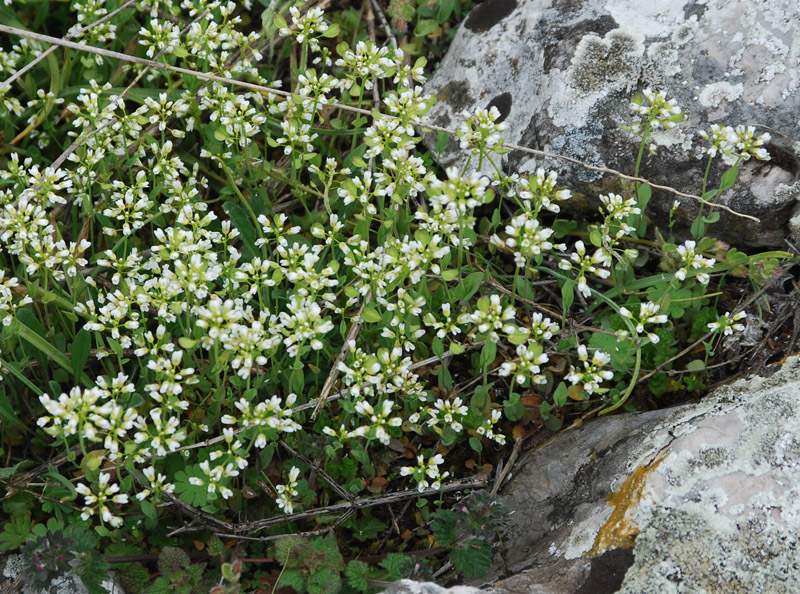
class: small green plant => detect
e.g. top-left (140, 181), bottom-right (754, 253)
top-left (345, 553), bottom-right (429, 593)
top-left (145, 546), bottom-right (214, 594)
top-left (430, 491), bottom-right (510, 579)
top-left (271, 534), bottom-right (345, 594)
top-left (19, 524), bottom-right (109, 594)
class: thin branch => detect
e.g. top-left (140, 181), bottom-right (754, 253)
top-left (175, 340), bottom-right (485, 454)
top-left (368, 0), bottom-right (398, 49)
top-left (231, 475), bottom-right (488, 535)
top-left (0, 24), bottom-right (758, 220)
top-left (311, 291), bottom-right (370, 420)
top-left (0, 0), bottom-right (137, 93)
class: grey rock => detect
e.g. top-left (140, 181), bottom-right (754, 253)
top-left (423, 0), bottom-right (800, 248)
top-left (380, 579), bottom-right (510, 594)
top-left (486, 355), bottom-right (800, 592)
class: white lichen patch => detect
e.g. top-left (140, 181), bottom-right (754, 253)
top-left (616, 355), bottom-right (800, 590)
top-left (567, 30), bottom-right (644, 95)
top-left (650, 127), bottom-right (693, 152)
top-left (604, 0), bottom-right (690, 38)
top-left (671, 16), bottom-right (698, 47)
top-left (697, 81), bottom-right (744, 108)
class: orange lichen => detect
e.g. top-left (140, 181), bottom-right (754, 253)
top-left (587, 453), bottom-right (666, 556)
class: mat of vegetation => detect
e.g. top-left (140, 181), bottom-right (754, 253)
top-left (0, 1), bottom-right (795, 593)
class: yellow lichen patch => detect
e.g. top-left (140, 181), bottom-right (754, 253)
top-left (587, 452), bottom-right (666, 556)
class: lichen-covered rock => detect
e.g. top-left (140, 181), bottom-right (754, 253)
top-left (423, 0), bottom-right (800, 247)
top-left (492, 356), bottom-right (800, 592)
top-left (380, 579), bottom-right (509, 594)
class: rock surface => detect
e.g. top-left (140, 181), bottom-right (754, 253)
top-left (487, 355), bottom-right (800, 592)
top-left (423, 0), bottom-right (800, 247)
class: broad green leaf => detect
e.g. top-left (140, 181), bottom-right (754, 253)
top-left (561, 280), bottom-right (575, 310)
top-left (71, 330), bottom-right (91, 380)
top-left (720, 166), bottom-right (739, 191)
top-left (321, 22), bottom-right (340, 37)
top-left (449, 342), bottom-right (465, 355)
top-left (479, 340), bottom-right (497, 369)
top-left (553, 382), bottom-right (568, 407)
top-left (222, 201), bottom-right (258, 260)
top-left (431, 336), bottom-right (444, 359)
top-left (414, 18), bottom-right (439, 36)
top-left (11, 317), bottom-right (92, 388)
top-left (360, 305), bottom-right (382, 323)
top-left (435, 131), bottom-right (450, 155)
top-left (458, 271), bottom-right (484, 303)
top-left (441, 269), bottom-right (459, 282)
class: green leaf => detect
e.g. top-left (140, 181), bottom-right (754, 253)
top-left (321, 22), bottom-right (340, 37)
top-left (449, 342), bottom-right (465, 355)
top-left (0, 513), bottom-right (32, 551)
top-left (140, 500), bottom-right (157, 519)
top-left (173, 466), bottom-right (210, 507)
top-left (360, 305), bottom-right (382, 323)
top-left (222, 201), bottom-right (258, 260)
top-left (450, 539), bottom-right (491, 578)
top-left (436, 0), bottom-right (456, 22)
top-left (720, 166), bottom-right (739, 191)
top-left (11, 317), bottom-right (92, 388)
top-left (553, 382), bottom-right (568, 407)
top-left (0, 461), bottom-right (30, 478)
top-left (380, 553), bottom-right (408, 579)
top-left (561, 280), bottom-right (575, 310)
top-left (435, 131), bottom-right (450, 155)
top-left (504, 392), bottom-right (522, 421)
top-left (469, 437), bottom-right (483, 452)
top-left (345, 560), bottom-right (370, 593)
top-left (470, 384), bottom-right (491, 413)
top-left (685, 359), bottom-right (707, 371)
top-left (177, 337), bottom-right (197, 349)
top-left (441, 269), bottom-right (459, 282)
top-left (71, 330), bottom-right (91, 380)
top-left (273, 13), bottom-right (287, 29)
top-left (636, 183), bottom-right (652, 208)
top-left (479, 341), bottom-right (497, 369)
top-left (431, 337), bottom-right (444, 359)
top-left (507, 330), bottom-right (528, 346)
top-left (414, 18), bottom-right (440, 36)
top-left (458, 271), bottom-right (484, 304)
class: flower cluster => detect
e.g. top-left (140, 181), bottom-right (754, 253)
top-left (674, 240), bottom-right (716, 285)
top-left (457, 106), bottom-right (507, 151)
top-left (517, 168), bottom-right (572, 215)
top-left (565, 344), bottom-right (614, 396)
top-left (559, 240), bottom-right (612, 298)
top-left (275, 466), bottom-right (302, 514)
top-left (458, 294), bottom-right (516, 341)
top-left (708, 311), bottom-right (746, 336)
top-left (627, 88), bottom-right (683, 136)
top-left (618, 301), bottom-right (669, 344)
top-left (400, 454), bottom-right (450, 493)
top-left (490, 214), bottom-right (559, 268)
top-left (75, 472), bottom-right (129, 528)
top-left (698, 124), bottom-right (771, 165)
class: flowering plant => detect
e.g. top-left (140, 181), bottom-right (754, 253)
top-left (0, 1), bottom-right (791, 591)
